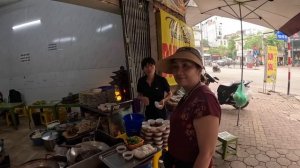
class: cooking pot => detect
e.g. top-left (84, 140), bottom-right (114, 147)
top-left (29, 129), bottom-right (45, 146)
top-left (66, 141), bottom-right (109, 164)
top-left (47, 120), bottom-right (60, 130)
top-left (42, 130), bottom-right (59, 151)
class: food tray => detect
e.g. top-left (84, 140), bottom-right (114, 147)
top-left (99, 143), bottom-right (159, 168)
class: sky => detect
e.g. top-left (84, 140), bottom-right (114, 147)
top-left (219, 17), bottom-right (270, 35)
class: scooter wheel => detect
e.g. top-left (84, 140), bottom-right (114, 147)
top-left (233, 101), bottom-right (249, 109)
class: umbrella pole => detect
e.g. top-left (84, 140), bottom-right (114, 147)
top-left (237, 107), bottom-right (241, 126)
top-left (239, 3), bottom-right (244, 84)
top-left (237, 3), bottom-right (244, 127)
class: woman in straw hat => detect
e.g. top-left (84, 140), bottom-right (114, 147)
top-left (158, 47), bottom-right (221, 168)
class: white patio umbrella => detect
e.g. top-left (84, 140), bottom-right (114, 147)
top-left (186, 0), bottom-right (300, 125)
top-left (187, 0), bottom-right (300, 36)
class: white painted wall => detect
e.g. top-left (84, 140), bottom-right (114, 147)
top-left (0, 0), bottom-right (126, 103)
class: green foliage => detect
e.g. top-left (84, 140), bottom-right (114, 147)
top-left (244, 35), bottom-right (262, 50)
top-left (205, 32), bottom-right (285, 59)
top-left (242, 33), bottom-right (285, 54)
top-left (202, 39), bottom-right (210, 48)
top-left (126, 136), bottom-right (141, 145)
top-left (208, 45), bottom-right (228, 57)
top-left (265, 34), bottom-right (285, 51)
top-left (227, 35), bottom-right (238, 59)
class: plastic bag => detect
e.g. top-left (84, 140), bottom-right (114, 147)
top-left (233, 83), bottom-right (249, 107)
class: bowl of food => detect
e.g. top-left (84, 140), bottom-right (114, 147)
top-left (148, 119), bottom-right (155, 126)
top-left (122, 151), bottom-right (134, 160)
top-left (142, 121), bottom-right (148, 126)
top-left (158, 125), bottom-right (166, 132)
top-left (155, 118), bottom-right (164, 126)
top-left (116, 145), bottom-right (127, 154)
top-left (142, 125), bottom-right (150, 132)
top-left (125, 136), bottom-right (144, 150)
top-left (29, 129), bottom-right (45, 146)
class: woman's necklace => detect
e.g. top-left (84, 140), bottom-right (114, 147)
top-left (180, 81), bottom-right (202, 104)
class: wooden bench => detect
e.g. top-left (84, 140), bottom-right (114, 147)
top-left (216, 131), bottom-right (238, 159)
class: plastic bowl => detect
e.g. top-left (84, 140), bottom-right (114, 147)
top-left (122, 151), bottom-right (134, 160)
top-left (154, 101), bottom-right (164, 109)
top-left (153, 136), bottom-right (162, 141)
top-left (142, 121), bottom-right (148, 126)
top-left (116, 145), bottom-right (127, 154)
top-left (163, 120), bottom-right (170, 125)
top-left (163, 134), bottom-right (169, 139)
top-left (29, 132), bottom-right (44, 146)
top-left (158, 126), bottom-right (166, 132)
top-left (148, 119), bottom-right (155, 126)
top-left (144, 132), bottom-right (153, 136)
top-left (155, 140), bottom-right (163, 145)
top-left (163, 129), bottom-right (170, 134)
top-left (155, 118), bottom-right (164, 125)
top-left (142, 125), bottom-right (150, 132)
top-left (145, 136), bottom-right (152, 140)
top-left (154, 132), bottom-right (163, 136)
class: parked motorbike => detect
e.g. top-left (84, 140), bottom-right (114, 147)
top-left (204, 73), bottom-right (252, 109)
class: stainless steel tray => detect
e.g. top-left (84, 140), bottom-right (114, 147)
top-left (99, 143), bottom-right (159, 168)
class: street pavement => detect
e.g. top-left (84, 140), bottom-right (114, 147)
top-left (207, 69), bottom-right (300, 167)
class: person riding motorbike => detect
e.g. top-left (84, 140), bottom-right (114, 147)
top-left (212, 62), bottom-right (221, 72)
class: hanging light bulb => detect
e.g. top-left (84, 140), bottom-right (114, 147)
top-left (114, 85), bottom-right (122, 102)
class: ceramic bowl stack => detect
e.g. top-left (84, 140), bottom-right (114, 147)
top-left (140, 119), bottom-right (170, 149)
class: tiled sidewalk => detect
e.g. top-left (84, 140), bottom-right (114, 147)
top-left (213, 91), bottom-right (300, 167)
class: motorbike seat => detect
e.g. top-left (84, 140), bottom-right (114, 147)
top-left (217, 84), bottom-right (231, 92)
top-left (217, 82), bottom-right (239, 93)
top-left (219, 82), bottom-right (235, 87)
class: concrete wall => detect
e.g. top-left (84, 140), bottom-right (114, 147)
top-left (0, 0), bottom-right (126, 103)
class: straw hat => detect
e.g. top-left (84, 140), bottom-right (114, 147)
top-left (157, 47), bottom-right (204, 74)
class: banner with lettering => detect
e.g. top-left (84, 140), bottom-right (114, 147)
top-left (158, 9), bottom-right (195, 85)
top-left (266, 46), bottom-right (278, 83)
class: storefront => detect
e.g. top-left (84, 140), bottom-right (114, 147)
top-left (291, 32), bottom-right (300, 66)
